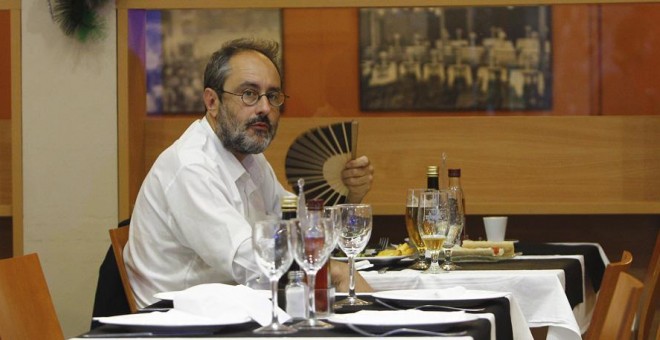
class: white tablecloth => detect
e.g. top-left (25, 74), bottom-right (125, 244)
top-left (361, 258), bottom-right (582, 340)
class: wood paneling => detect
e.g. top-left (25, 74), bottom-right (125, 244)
top-left (0, 10), bottom-right (10, 119)
top-left (145, 115), bottom-right (660, 215)
top-left (0, 120), bottom-right (10, 214)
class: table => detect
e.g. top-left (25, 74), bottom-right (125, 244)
top-left (78, 293), bottom-right (514, 339)
top-left (359, 242), bottom-right (608, 340)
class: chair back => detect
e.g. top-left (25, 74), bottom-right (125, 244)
top-left (601, 272), bottom-right (644, 340)
top-left (637, 231), bottom-right (660, 340)
top-left (109, 225), bottom-right (138, 313)
top-left (0, 253), bottom-right (64, 340)
top-left (585, 250), bottom-right (633, 340)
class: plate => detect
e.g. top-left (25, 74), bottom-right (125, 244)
top-left (331, 255), bottom-right (408, 265)
top-left (372, 287), bottom-right (507, 302)
top-left (154, 289), bottom-right (270, 301)
top-left (95, 309), bottom-right (251, 332)
top-left (328, 310), bottom-right (478, 327)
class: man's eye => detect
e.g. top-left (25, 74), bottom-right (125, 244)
top-left (267, 92), bottom-right (281, 101)
top-left (243, 89), bottom-right (258, 98)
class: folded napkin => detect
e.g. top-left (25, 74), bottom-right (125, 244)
top-left (356, 260), bottom-right (373, 270)
top-left (460, 240), bottom-right (516, 256)
top-left (172, 283), bottom-right (291, 326)
top-left (94, 308), bottom-right (249, 327)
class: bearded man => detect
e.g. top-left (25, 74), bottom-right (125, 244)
top-left (124, 38), bottom-right (374, 308)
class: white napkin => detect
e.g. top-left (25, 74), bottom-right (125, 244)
top-left (356, 260), bottom-right (373, 270)
top-left (94, 308), bottom-right (249, 327)
top-left (172, 283), bottom-right (291, 326)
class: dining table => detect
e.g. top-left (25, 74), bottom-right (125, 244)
top-left (358, 241), bottom-right (608, 340)
top-left (74, 242), bottom-right (606, 340)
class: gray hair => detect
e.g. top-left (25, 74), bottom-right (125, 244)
top-left (203, 38), bottom-right (282, 95)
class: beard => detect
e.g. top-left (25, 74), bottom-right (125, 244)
top-left (215, 105), bottom-right (278, 155)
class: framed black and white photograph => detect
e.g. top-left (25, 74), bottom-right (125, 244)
top-left (144, 9), bottom-right (282, 115)
top-left (359, 6), bottom-right (552, 111)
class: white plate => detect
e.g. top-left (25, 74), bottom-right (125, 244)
top-left (331, 255), bottom-right (408, 265)
top-left (328, 310), bottom-right (478, 327)
top-left (154, 289), bottom-right (270, 301)
top-left (372, 287), bottom-right (507, 302)
top-left (95, 309), bottom-right (251, 329)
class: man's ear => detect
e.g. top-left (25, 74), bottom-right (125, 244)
top-left (204, 88), bottom-right (220, 118)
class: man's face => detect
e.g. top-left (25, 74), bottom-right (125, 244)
top-left (215, 51), bottom-right (281, 156)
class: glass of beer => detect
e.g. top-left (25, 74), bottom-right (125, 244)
top-left (405, 188), bottom-right (429, 270)
top-left (416, 190), bottom-right (449, 274)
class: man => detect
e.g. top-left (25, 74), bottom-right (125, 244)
top-left (124, 38), bottom-right (374, 308)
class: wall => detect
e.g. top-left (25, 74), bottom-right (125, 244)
top-left (22, 0), bottom-right (117, 337)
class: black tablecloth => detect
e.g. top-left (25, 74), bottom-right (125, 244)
top-left (514, 242), bottom-right (606, 292)
top-left (83, 295), bottom-right (496, 339)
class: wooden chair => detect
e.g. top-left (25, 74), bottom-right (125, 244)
top-left (0, 253), bottom-right (64, 340)
top-left (637, 231), bottom-right (660, 340)
top-left (109, 225), bottom-right (138, 313)
top-left (600, 272), bottom-right (644, 340)
top-left (585, 250), bottom-right (634, 340)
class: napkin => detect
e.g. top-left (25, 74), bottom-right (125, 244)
top-left (172, 283), bottom-right (291, 326)
top-left (356, 260), bottom-right (373, 270)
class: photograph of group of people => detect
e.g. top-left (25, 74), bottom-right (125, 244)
top-left (359, 6), bottom-right (553, 111)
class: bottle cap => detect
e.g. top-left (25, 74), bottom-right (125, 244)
top-left (306, 198), bottom-right (324, 211)
top-left (288, 270), bottom-right (305, 281)
top-left (448, 168), bottom-right (461, 177)
top-left (427, 165), bottom-right (439, 177)
top-left (281, 195), bottom-right (297, 210)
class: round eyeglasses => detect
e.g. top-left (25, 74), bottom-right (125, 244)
top-left (221, 89), bottom-right (288, 107)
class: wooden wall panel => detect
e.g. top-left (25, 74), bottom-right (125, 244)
top-left (0, 10), bottom-right (10, 119)
top-left (600, 3), bottom-right (660, 115)
top-left (0, 120), bottom-right (10, 210)
top-left (145, 115), bottom-right (660, 215)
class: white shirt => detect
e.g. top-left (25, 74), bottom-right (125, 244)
top-left (124, 118), bottom-right (289, 308)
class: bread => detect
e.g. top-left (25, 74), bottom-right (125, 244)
top-left (460, 240), bottom-right (516, 256)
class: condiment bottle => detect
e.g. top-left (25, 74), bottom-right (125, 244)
top-left (285, 270), bottom-right (309, 320)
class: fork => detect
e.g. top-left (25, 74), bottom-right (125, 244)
top-left (375, 298), bottom-right (486, 312)
top-left (378, 236), bottom-right (390, 251)
top-left (346, 323), bottom-right (468, 337)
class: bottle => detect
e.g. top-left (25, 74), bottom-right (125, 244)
top-left (306, 198), bottom-right (333, 315)
top-left (285, 270), bottom-right (309, 320)
top-left (426, 165), bottom-right (439, 190)
top-left (279, 196), bottom-right (300, 289)
top-left (448, 168), bottom-right (467, 241)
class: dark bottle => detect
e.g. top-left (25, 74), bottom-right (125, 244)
top-left (279, 196), bottom-right (300, 289)
top-left (306, 198), bottom-right (333, 315)
top-left (448, 168), bottom-right (468, 241)
top-left (427, 165), bottom-right (439, 190)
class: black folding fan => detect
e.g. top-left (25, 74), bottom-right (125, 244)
top-left (285, 121), bottom-right (359, 206)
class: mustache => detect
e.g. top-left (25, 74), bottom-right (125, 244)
top-left (245, 115), bottom-right (272, 130)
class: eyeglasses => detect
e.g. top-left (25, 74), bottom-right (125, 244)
top-left (221, 89), bottom-right (288, 107)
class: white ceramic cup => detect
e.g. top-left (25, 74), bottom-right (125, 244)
top-left (483, 216), bottom-right (508, 242)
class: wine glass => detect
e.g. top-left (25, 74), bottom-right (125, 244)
top-left (441, 189), bottom-right (465, 271)
top-left (251, 218), bottom-right (297, 334)
top-left (416, 190), bottom-right (449, 274)
top-left (334, 204), bottom-right (373, 307)
top-left (290, 216), bottom-right (338, 329)
top-left (405, 188), bottom-right (429, 270)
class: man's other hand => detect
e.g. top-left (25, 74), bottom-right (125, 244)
top-left (342, 156), bottom-right (374, 203)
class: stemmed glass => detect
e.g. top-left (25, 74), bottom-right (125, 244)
top-left (441, 189), bottom-right (465, 271)
top-left (405, 188), bottom-right (429, 270)
top-left (290, 216), bottom-right (338, 329)
top-left (334, 204), bottom-right (373, 307)
top-left (251, 218), bottom-right (297, 334)
top-left (416, 190), bottom-right (449, 274)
